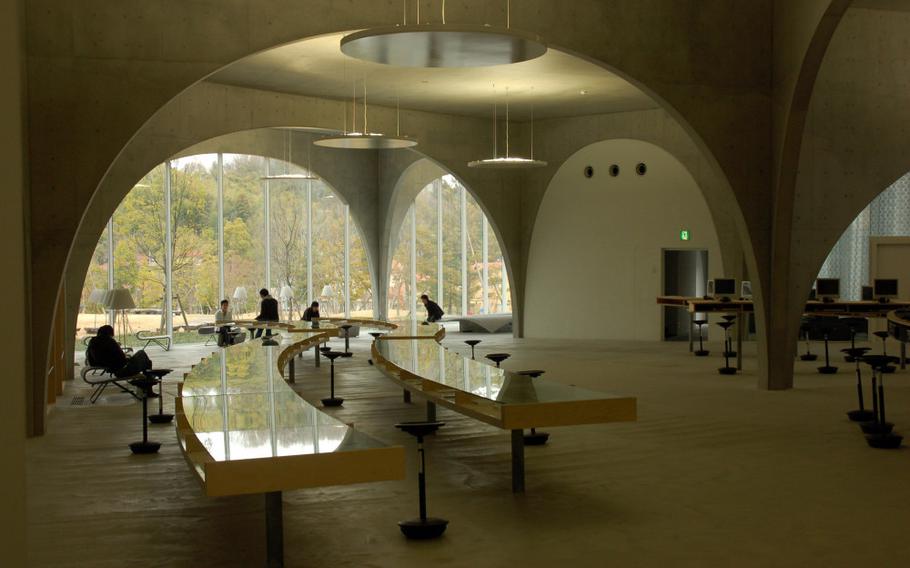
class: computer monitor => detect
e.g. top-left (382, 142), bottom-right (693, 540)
top-left (874, 278), bottom-right (898, 301)
top-left (815, 278), bottom-right (840, 301)
top-left (861, 285), bottom-right (874, 301)
top-left (713, 278), bottom-right (736, 299)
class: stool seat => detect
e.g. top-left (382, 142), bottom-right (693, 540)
top-left (143, 368), bottom-right (172, 379)
top-left (874, 331), bottom-right (890, 339)
top-left (128, 376), bottom-right (158, 391)
top-left (486, 353), bottom-right (511, 365)
top-left (721, 315), bottom-right (736, 322)
top-left (323, 351), bottom-right (345, 361)
top-left (716, 321), bottom-right (734, 330)
top-left (841, 347), bottom-right (871, 358)
top-left (862, 355), bottom-right (900, 369)
top-left (517, 370), bottom-right (545, 378)
top-left (464, 340), bottom-right (482, 347)
top-left (693, 319), bottom-right (708, 326)
top-left (369, 332), bottom-right (385, 339)
top-left (395, 421), bottom-right (445, 437)
top-left (319, 346), bottom-right (332, 354)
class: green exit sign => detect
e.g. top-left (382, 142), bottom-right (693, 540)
top-left (680, 229), bottom-right (690, 241)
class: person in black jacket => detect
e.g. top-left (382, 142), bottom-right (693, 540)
top-left (253, 288), bottom-right (280, 338)
top-left (86, 325), bottom-right (152, 378)
top-left (301, 301), bottom-right (320, 322)
top-left (420, 294), bottom-right (444, 323)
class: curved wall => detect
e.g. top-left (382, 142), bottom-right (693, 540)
top-left (525, 139), bottom-right (723, 341)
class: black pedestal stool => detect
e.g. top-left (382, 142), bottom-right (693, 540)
top-left (339, 324), bottom-right (354, 358)
top-left (395, 421), bottom-right (448, 539)
top-left (842, 347), bottom-right (874, 422)
top-left (859, 355), bottom-right (902, 449)
top-left (367, 332), bottom-right (385, 365)
top-left (873, 331), bottom-right (896, 374)
top-left (145, 368), bottom-right (174, 424)
top-left (841, 318), bottom-right (865, 362)
top-left (693, 319), bottom-right (709, 357)
top-left (321, 351), bottom-right (345, 407)
top-left (486, 353), bottom-right (510, 368)
top-left (464, 340), bottom-right (482, 359)
top-left (716, 321), bottom-right (737, 374)
top-left (517, 370), bottom-right (550, 445)
top-left (817, 325), bottom-right (838, 374)
top-left (721, 315), bottom-right (737, 357)
top-left (128, 375), bottom-right (161, 454)
top-left (799, 318), bottom-right (818, 361)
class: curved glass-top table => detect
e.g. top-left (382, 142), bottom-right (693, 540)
top-left (176, 332), bottom-right (405, 566)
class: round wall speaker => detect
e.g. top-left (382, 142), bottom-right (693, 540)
top-left (636, 163), bottom-right (647, 176)
top-left (584, 166), bottom-right (594, 178)
top-left (609, 164), bottom-right (620, 177)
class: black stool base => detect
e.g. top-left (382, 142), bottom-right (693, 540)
top-left (321, 397), bottom-right (344, 407)
top-left (817, 366), bottom-right (838, 374)
top-left (861, 421), bottom-right (894, 435)
top-left (148, 413), bottom-right (174, 424)
top-left (399, 518), bottom-right (448, 540)
top-left (866, 432), bottom-right (903, 449)
top-left (129, 441), bottom-right (161, 454)
top-left (694, 350), bottom-right (710, 357)
top-left (523, 431), bottom-right (550, 446)
top-left (718, 367), bottom-right (737, 375)
top-left (846, 409), bottom-right (875, 422)
top-left (800, 354), bottom-right (818, 361)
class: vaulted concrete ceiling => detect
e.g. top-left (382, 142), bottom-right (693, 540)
top-left (207, 32), bottom-right (657, 121)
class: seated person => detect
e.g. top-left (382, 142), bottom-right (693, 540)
top-left (302, 301), bottom-right (320, 322)
top-left (420, 294), bottom-right (444, 323)
top-left (215, 299), bottom-right (242, 346)
top-left (253, 288), bottom-right (280, 338)
top-left (86, 325), bottom-right (152, 378)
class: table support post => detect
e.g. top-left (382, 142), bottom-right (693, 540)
top-left (511, 429), bottom-right (525, 493)
top-left (426, 401), bottom-right (436, 422)
top-left (902, 341), bottom-right (907, 370)
top-left (688, 311), bottom-right (693, 352)
top-left (403, 389), bottom-right (412, 404)
top-left (265, 491), bottom-right (283, 567)
top-left (737, 308), bottom-right (744, 371)
top-left (288, 358), bottom-right (295, 384)
top-left (315, 345), bottom-right (321, 368)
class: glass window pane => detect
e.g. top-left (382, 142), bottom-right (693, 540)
top-left (441, 176), bottom-right (463, 316)
top-left (414, 183), bottom-right (438, 301)
top-left (311, 182), bottom-right (345, 317)
top-left (388, 208), bottom-right (413, 318)
top-left (349, 222), bottom-right (374, 317)
top-left (223, 154), bottom-right (267, 319)
top-left (269, 161), bottom-right (309, 320)
top-left (465, 195), bottom-right (484, 315)
top-left (77, 224), bottom-right (110, 349)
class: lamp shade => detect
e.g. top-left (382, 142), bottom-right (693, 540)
top-left (105, 288), bottom-right (136, 310)
top-left (233, 286), bottom-right (248, 301)
top-left (280, 285), bottom-right (294, 300)
top-left (87, 288), bottom-right (108, 304)
top-left (320, 285), bottom-right (334, 298)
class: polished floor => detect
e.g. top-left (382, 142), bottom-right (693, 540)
top-left (27, 333), bottom-right (910, 567)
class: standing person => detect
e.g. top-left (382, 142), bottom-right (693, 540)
top-left (301, 301), bottom-right (320, 322)
top-left (420, 294), bottom-right (444, 323)
top-left (253, 288), bottom-right (280, 338)
top-left (215, 299), bottom-right (234, 347)
top-left (86, 325), bottom-right (153, 377)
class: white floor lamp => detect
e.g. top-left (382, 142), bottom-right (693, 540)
top-left (105, 288), bottom-right (136, 346)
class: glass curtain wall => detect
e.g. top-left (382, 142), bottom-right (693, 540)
top-left (819, 172), bottom-right (910, 300)
top-left (77, 153), bottom-right (373, 350)
top-left (388, 175), bottom-right (512, 319)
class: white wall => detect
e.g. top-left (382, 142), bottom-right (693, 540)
top-left (0, 0), bottom-right (30, 564)
top-left (525, 139), bottom-right (724, 341)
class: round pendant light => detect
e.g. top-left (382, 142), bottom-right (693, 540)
top-left (314, 78), bottom-right (418, 150)
top-left (341, 1), bottom-right (546, 68)
top-left (261, 129), bottom-right (319, 180)
top-left (469, 89), bottom-right (547, 170)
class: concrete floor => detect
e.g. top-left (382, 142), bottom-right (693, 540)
top-left (27, 334), bottom-right (910, 567)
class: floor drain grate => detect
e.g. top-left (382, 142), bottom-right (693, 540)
top-left (70, 395), bottom-right (86, 406)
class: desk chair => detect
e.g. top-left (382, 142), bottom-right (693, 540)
top-left (464, 340), bottom-right (482, 359)
top-left (128, 375), bottom-right (161, 454)
top-left (517, 370), bottom-right (550, 445)
top-left (693, 319), bottom-right (709, 357)
top-left (860, 355), bottom-right (902, 449)
top-left (841, 317), bottom-right (865, 362)
top-left (873, 331), bottom-right (896, 374)
top-left (716, 321), bottom-right (737, 375)
top-left (817, 324), bottom-right (838, 374)
top-left (721, 315), bottom-right (737, 357)
top-left (395, 421), bottom-right (448, 539)
top-left (799, 318), bottom-right (818, 361)
top-left (146, 368), bottom-right (174, 424)
top-left (321, 351), bottom-right (345, 407)
top-left (842, 347), bottom-right (874, 422)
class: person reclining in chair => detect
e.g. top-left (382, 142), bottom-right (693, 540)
top-left (86, 325), bottom-right (153, 378)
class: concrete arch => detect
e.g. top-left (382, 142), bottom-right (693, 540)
top-left (28, 0), bottom-right (778, 432)
top-left (379, 156), bottom-right (518, 321)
